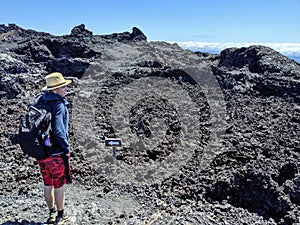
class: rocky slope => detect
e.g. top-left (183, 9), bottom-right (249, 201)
top-left (0, 24), bottom-right (300, 225)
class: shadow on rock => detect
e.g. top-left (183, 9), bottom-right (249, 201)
top-left (206, 169), bottom-right (291, 223)
top-left (0, 220), bottom-right (43, 225)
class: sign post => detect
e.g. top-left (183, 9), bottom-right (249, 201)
top-left (105, 138), bottom-right (122, 164)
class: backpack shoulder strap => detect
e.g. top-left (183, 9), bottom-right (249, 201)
top-left (34, 94), bottom-right (54, 112)
top-left (34, 94), bottom-right (43, 106)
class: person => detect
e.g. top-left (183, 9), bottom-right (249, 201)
top-left (35, 72), bottom-right (72, 225)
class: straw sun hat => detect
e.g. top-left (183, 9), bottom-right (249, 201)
top-left (42, 72), bottom-right (72, 91)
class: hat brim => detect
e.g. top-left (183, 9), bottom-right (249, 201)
top-left (42, 80), bottom-right (72, 91)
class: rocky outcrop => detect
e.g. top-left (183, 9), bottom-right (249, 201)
top-left (101, 26), bottom-right (147, 42)
top-left (214, 45), bottom-right (300, 100)
top-left (70, 24), bottom-right (93, 37)
top-left (0, 24), bottom-right (299, 225)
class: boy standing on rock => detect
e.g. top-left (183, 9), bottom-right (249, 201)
top-left (35, 72), bottom-right (72, 225)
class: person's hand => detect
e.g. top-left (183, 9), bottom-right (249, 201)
top-left (63, 153), bottom-right (70, 158)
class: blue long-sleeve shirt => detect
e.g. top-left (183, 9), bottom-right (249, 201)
top-left (35, 92), bottom-right (70, 154)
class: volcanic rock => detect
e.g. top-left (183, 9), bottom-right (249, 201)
top-left (0, 24), bottom-right (299, 225)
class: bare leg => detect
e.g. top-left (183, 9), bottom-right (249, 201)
top-left (44, 186), bottom-right (54, 209)
top-left (54, 186), bottom-right (65, 211)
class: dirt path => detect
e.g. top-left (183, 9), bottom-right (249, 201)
top-left (1, 178), bottom-right (278, 225)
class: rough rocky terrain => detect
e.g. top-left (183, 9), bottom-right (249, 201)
top-left (0, 24), bottom-right (300, 224)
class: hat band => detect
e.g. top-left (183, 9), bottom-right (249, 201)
top-left (47, 81), bottom-right (67, 89)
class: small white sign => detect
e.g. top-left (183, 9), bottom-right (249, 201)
top-left (105, 138), bottom-right (122, 147)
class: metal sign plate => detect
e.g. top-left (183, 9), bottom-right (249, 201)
top-left (105, 138), bottom-right (122, 147)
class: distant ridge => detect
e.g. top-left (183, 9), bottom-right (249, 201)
top-left (174, 41), bottom-right (300, 63)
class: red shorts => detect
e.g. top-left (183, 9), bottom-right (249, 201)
top-left (37, 154), bottom-right (66, 188)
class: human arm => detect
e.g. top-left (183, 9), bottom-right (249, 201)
top-left (52, 102), bottom-right (70, 154)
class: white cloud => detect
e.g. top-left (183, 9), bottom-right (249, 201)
top-left (170, 41), bottom-right (300, 62)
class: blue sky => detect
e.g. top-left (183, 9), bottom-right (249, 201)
top-left (1, 0), bottom-right (300, 61)
top-left (1, 0), bottom-right (299, 43)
